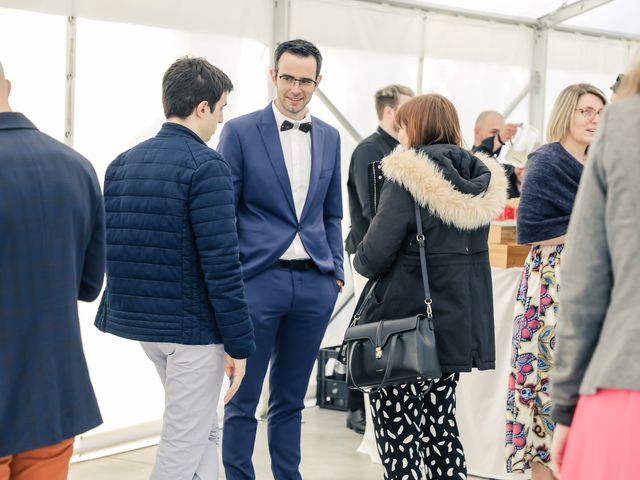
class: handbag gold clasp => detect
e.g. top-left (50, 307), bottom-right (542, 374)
top-left (375, 345), bottom-right (383, 359)
top-left (425, 299), bottom-right (433, 319)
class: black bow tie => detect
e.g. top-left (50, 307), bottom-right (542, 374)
top-left (280, 120), bottom-right (312, 133)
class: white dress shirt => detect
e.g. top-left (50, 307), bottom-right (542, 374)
top-left (271, 102), bottom-right (312, 260)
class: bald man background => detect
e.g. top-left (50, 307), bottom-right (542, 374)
top-left (472, 110), bottom-right (522, 198)
top-left (0, 62), bottom-right (105, 480)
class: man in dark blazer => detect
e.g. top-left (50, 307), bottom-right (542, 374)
top-left (218, 39), bottom-right (343, 480)
top-left (0, 61), bottom-right (105, 479)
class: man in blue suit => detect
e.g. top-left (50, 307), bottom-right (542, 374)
top-left (218, 39), bottom-right (343, 479)
top-left (0, 61), bottom-right (105, 479)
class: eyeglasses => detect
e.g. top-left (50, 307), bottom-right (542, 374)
top-left (575, 107), bottom-right (603, 120)
top-left (278, 74), bottom-right (317, 89)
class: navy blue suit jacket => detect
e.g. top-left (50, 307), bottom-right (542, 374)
top-left (218, 104), bottom-right (344, 281)
top-left (0, 113), bottom-right (105, 456)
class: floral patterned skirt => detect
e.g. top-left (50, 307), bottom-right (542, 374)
top-left (505, 244), bottom-right (563, 473)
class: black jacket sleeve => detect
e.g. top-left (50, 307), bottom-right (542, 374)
top-left (354, 181), bottom-right (413, 279)
top-left (351, 143), bottom-right (384, 222)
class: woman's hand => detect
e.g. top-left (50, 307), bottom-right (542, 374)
top-left (551, 423), bottom-right (571, 479)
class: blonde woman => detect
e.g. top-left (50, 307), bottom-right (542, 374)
top-left (504, 83), bottom-right (607, 479)
top-left (550, 64), bottom-right (640, 479)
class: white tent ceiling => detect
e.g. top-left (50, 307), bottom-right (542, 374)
top-left (1, 0), bottom-right (638, 40)
top-left (361, 0), bottom-right (639, 39)
top-left (563, 0), bottom-right (639, 36)
top-left (411, 0), bottom-right (638, 27)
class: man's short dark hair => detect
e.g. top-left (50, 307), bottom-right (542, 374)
top-left (274, 39), bottom-right (323, 78)
top-left (162, 57), bottom-right (233, 119)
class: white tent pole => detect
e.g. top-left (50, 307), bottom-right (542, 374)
top-left (502, 81), bottom-right (533, 119)
top-left (64, 15), bottom-right (77, 147)
top-left (270, 0), bottom-right (291, 100)
top-left (315, 88), bottom-right (363, 143)
top-left (538, 0), bottom-right (615, 28)
top-left (417, 13), bottom-right (427, 95)
top-left (529, 28), bottom-right (549, 135)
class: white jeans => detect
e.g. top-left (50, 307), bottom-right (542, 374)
top-left (141, 342), bottom-right (226, 480)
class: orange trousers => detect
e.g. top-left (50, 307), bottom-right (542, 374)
top-left (0, 439), bottom-right (74, 480)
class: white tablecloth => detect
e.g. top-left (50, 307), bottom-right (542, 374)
top-left (456, 267), bottom-right (530, 480)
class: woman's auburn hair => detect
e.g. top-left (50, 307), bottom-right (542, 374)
top-left (394, 94), bottom-right (462, 148)
top-left (546, 83), bottom-right (607, 143)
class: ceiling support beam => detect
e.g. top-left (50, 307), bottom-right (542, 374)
top-left (538, 0), bottom-right (614, 28)
top-left (502, 80), bottom-right (533, 119)
top-left (315, 88), bottom-right (363, 143)
top-left (353, 0), bottom-right (639, 42)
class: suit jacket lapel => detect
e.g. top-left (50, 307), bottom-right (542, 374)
top-left (257, 106), bottom-right (296, 214)
top-left (301, 119), bottom-right (324, 220)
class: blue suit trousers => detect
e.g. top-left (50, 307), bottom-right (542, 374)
top-left (222, 266), bottom-right (339, 479)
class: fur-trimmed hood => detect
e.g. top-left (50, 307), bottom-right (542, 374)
top-left (381, 144), bottom-right (508, 230)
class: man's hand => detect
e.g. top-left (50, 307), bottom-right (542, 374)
top-left (551, 423), bottom-right (571, 479)
top-left (224, 355), bottom-right (246, 404)
top-left (492, 123), bottom-right (523, 153)
top-left (500, 122), bottom-right (523, 143)
top-left (336, 279), bottom-right (344, 292)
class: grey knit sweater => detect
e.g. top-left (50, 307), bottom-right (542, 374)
top-left (552, 94), bottom-right (640, 425)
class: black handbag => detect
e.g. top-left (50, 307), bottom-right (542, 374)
top-left (342, 203), bottom-right (442, 393)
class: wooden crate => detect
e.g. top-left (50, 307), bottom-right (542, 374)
top-left (488, 224), bottom-right (516, 244)
top-left (489, 243), bottom-right (530, 268)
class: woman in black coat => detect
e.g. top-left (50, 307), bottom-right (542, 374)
top-left (353, 94), bottom-right (507, 479)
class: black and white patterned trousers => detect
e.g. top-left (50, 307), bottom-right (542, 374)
top-left (369, 373), bottom-right (466, 480)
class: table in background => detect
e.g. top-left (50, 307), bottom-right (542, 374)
top-left (456, 267), bottom-right (530, 480)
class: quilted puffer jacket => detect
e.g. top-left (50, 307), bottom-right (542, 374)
top-left (95, 123), bottom-right (255, 359)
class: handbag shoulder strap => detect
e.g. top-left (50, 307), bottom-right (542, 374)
top-left (340, 202), bottom-right (433, 360)
top-left (414, 203), bottom-right (433, 318)
top-left (350, 202), bottom-right (432, 324)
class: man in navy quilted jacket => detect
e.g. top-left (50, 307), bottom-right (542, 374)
top-left (95, 57), bottom-right (255, 480)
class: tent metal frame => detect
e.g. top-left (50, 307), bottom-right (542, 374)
top-left (268, 0), bottom-right (630, 318)
top-left (357, 0), bottom-right (633, 41)
top-left (54, 0), bottom-right (636, 146)
top-left (316, 0), bottom-right (625, 134)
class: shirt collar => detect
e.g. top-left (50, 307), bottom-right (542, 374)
top-left (272, 101), bottom-right (311, 129)
top-left (376, 126), bottom-right (399, 150)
